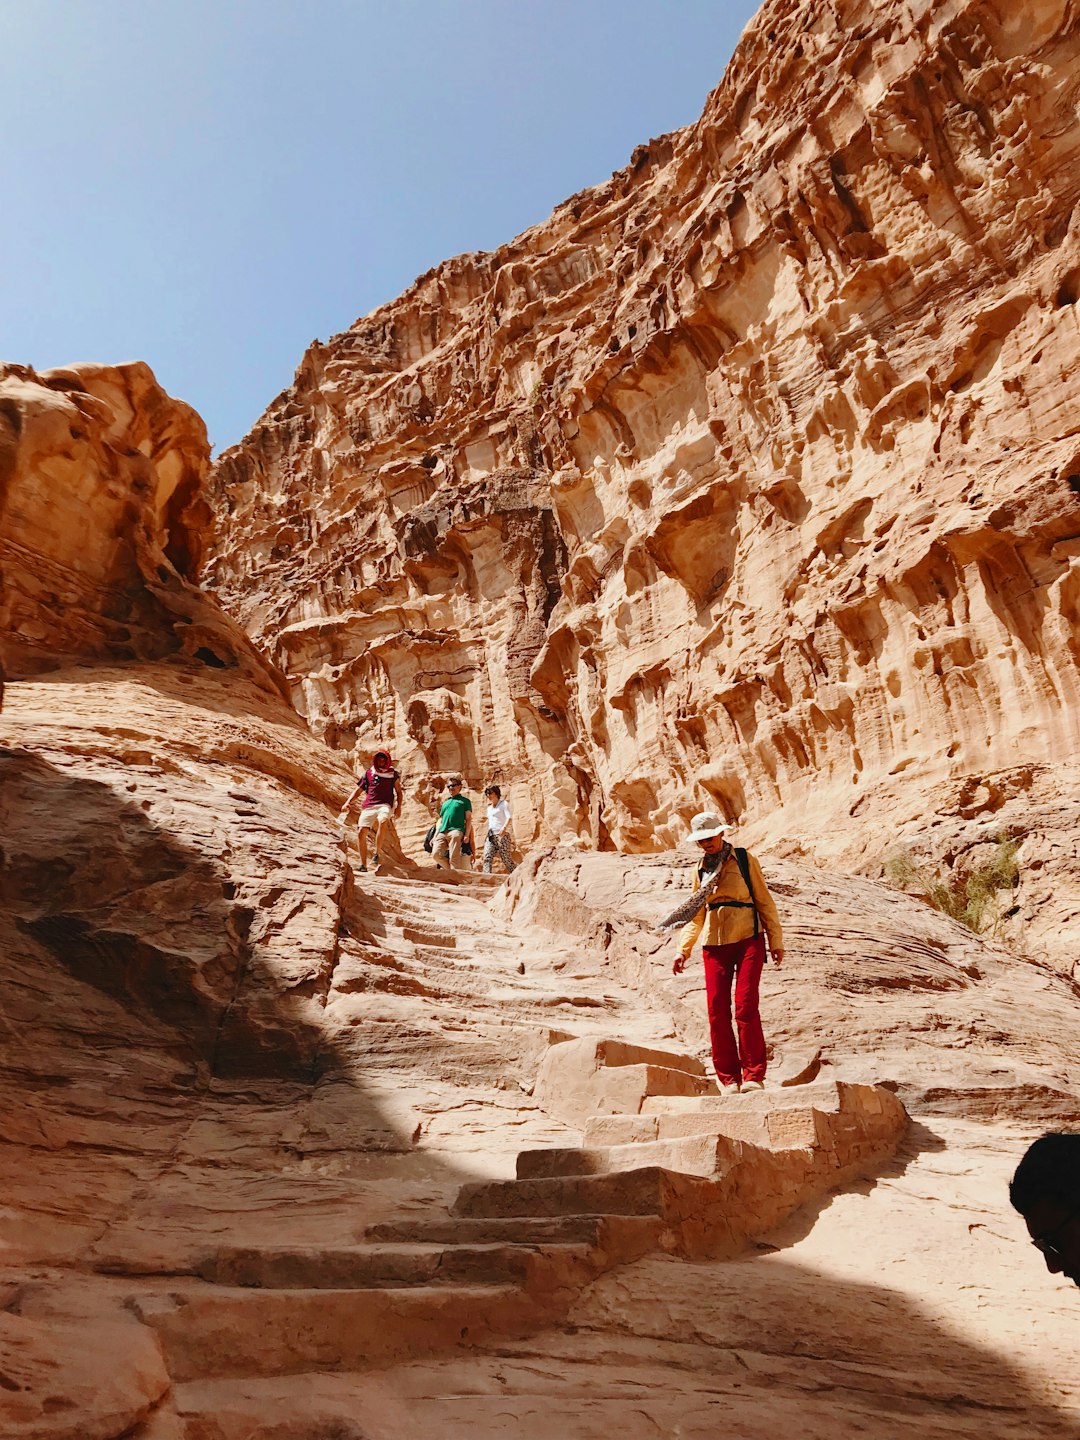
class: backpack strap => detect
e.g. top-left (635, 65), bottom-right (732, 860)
top-left (699, 848), bottom-right (761, 938)
top-left (733, 847), bottom-right (759, 938)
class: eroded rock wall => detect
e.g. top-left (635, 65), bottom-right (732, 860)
top-left (199, 0), bottom-right (1080, 944)
top-left (0, 361), bottom-right (284, 698)
top-left (3, 355), bottom-right (1080, 1431)
top-left (0, 365), bottom-right (366, 1272)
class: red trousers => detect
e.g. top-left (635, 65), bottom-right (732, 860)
top-left (702, 935), bottom-right (767, 1086)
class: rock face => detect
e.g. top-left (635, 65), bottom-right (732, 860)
top-left (7, 0), bottom-right (1080, 1433)
top-left (200, 0), bottom-right (1080, 965)
top-left (0, 362), bottom-right (285, 696)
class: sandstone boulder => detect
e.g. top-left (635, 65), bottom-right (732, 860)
top-left (533, 1035), bottom-right (711, 1127)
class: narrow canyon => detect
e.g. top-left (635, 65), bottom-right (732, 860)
top-left (2, 0), bottom-right (1080, 1435)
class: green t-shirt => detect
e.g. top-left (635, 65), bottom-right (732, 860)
top-left (438, 794), bottom-right (472, 833)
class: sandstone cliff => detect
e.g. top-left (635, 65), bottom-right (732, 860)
top-left (202, 0), bottom-right (1080, 969)
top-left (2, 360), bottom-right (1077, 1436)
top-left (0, 361), bottom-right (288, 697)
top-left (6, 0), bottom-right (1080, 1433)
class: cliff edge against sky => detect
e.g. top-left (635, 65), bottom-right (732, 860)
top-left (4, 1), bottom-right (1080, 1434)
top-left (200, 0), bottom-right (1080, 970)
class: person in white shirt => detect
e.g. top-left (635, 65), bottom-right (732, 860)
top-left (482, 785), bottom-right (516, 874)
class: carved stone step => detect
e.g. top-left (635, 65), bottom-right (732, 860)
top-left (400, 923), bottom-right (458, 948)
top-left (453, 1165), bottom-right (691, 1220)
top-left (364, 1212), bottom-right (663, 1258)
top-left (516, 1132), bottom-right (741, 1181)
top-left (534, 1037), bottom-right (715, 1127)
top-left (198, 1240), bottom-right (593, 1290)
top-left (638, 1077), bottom-right (847, 1116)
top-left (132, 1281), bottom-right (539, 1382)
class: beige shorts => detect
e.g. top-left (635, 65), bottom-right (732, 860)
top-left (358, 804), bottom-right (392, 830)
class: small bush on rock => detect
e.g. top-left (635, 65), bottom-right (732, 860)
top-left (883, 836), bottom-right (1020, 934)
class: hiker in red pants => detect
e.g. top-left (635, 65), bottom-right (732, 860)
top-left (659, 811), bottom-right (785, 1093)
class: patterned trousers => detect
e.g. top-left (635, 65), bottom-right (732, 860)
top-left (483, 830), bottom-right (516, 874)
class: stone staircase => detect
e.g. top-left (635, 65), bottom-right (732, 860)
top-left (134, 1203), bottom-right (662, 1388)
top-left (131, 1056), bottom-right (907, 1428)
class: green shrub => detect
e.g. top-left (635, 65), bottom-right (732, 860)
top-left (882, 836), bottom-right (1020, 934)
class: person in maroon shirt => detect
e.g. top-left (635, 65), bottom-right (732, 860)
top-left (338, 749), bottom-right (402, 873)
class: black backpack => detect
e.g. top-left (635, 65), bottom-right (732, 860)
top-left (703, 846), bottom-right (759, 937)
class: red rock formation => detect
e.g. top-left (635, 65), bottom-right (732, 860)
top-left (7, 1), bottom-right (1080, 1431)
top-left (201, 0), bottom-right (1080, 965)
top-left (0, 360), bottom-right (282, 697)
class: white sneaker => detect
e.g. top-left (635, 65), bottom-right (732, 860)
top-left (719, 1082), bottom-right (741, 1094)
top-left (742, 1080), bottom-right (765, 1090)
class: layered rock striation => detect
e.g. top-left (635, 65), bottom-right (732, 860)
top-left (0, 360), bottom-right (286, 703)
top-left (202, 0), bottom-right (1080, 964)
top-left (6, 0), bottom-right (1080, 1430)
top-left (2, 354), bottom-right (1079, 1428)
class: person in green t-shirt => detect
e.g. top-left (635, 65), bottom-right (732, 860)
top-left (432, 775), bottom-right (474, 871)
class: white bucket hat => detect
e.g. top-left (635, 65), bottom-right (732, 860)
top-left (687, 810), bottom-right (735, 842)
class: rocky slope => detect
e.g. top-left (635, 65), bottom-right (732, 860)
top-left (5, 736), bottom-right (1079, 1437)
top-left (200, 0), bottom-right (1080, 969)
top-left (1, 362), bottom-right (1079, 1434)
top-left (6, 0), bottom-right (1080, 1434)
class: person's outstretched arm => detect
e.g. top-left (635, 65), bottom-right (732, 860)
top-left (338, 783), bottom-right (364, 822)
top-left (673, 868), bottom-right (704, 973)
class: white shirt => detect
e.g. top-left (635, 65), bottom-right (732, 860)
top-left (487, 799), bottom-right (511, 834)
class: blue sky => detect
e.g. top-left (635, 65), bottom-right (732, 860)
top-left (3, 1), bottom-right (761, 451)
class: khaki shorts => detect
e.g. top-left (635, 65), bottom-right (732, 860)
top-left (358, 804), bottom-right (392, 830)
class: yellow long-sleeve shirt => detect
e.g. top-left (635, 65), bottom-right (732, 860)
top-left (677, 849), bottom-right (783, 957)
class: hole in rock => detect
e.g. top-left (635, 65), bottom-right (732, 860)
top-left (1067, 475), bottom-right (1080, 493)
top-left (194, 646), bottom-right (227, 669)
top-left (1045, 207), bottom-right (1073, 249)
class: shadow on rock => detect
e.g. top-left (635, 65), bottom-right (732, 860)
top-left (1, 748), bottom-right (325, 1081)
top-left (546, 1250), bottom-right (1080, 1438)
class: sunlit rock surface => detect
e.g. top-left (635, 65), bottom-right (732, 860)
top-left (0, 361), bottom-right (283, 698)
top-left (5, 0), bottom-right (1080, 1433)
top-left (201, 0), bottom-right (1080, 969)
